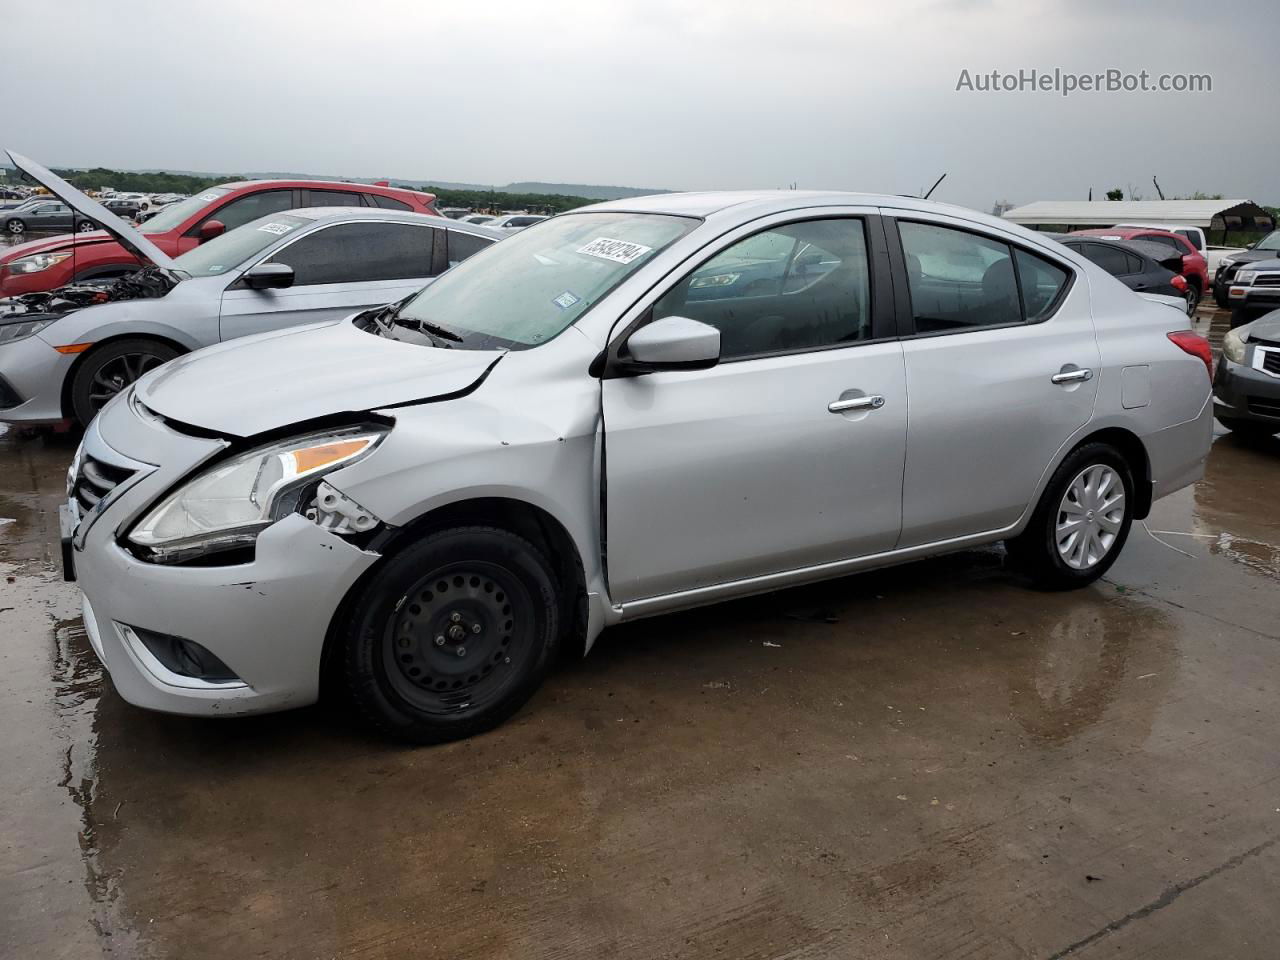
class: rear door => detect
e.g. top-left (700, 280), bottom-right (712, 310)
top-left (887, 213), bottom-right (1097, 546)
top-left (218, 220), bottom-right (438, 341)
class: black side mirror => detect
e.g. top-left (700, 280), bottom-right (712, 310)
top-left (241, 263), bottom-right (295, 290)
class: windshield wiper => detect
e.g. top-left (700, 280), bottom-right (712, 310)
top-left (403, 316), bottom-right (464, 344)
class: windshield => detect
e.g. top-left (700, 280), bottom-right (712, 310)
top-left (390, 212), bottom-right (695, 350)
top-left (172, 213), bottom-right (310, 277)
top-left (139, 187), bottom-right (232, 234)
top-left (1254, 231), bottom-right (1280, 252)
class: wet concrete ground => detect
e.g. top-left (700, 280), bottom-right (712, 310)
top-left (2, 310), bottom-right (1278, 959)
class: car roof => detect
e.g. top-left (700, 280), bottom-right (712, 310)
top-left (576, 189), bottom-right (1019, 222)
top-left (1071, 226), bottom-right (1182, 239)
top-left (211, 179), bottom-right (434, 199)
top-left (287, 207), bottom-right (504, 237)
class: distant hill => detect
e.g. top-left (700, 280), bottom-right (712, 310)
top-left (502, 182), bottom-right (671, 200)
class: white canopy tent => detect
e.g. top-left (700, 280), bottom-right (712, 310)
top-left (1001, 199), bottom-right (1273, 240)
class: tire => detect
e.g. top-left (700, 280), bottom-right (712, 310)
top-left (68, 338), bottom-right (179, 427)
top-left (1183, 286), bottom-right (1200, 315)
top-left (76, 220), bottom-right (96, 233)
top-left (1213, 286), bottom-right (1228, 309)
top-left (342, 525), bottom-right (561, 744)
top-left (5, 218), bottom-right (24, 235)
top-left (1007, 442), bottom-right (1134, 590)
top-left (1216, 416), bottom-right (1278, 440)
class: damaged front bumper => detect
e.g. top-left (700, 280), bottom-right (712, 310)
top-left (71, 392), bottom-right (382, 717)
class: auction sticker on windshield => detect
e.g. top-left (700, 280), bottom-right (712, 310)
top-left (258, 222), bottom-right (294, 236)
top-left (576, 237), bottom-right (653, 265)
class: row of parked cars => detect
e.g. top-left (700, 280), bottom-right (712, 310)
top-left (0, 148), bottom-right (1259, 746)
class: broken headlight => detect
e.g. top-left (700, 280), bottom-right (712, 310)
top-left (128, 425), bottom-right (387, 563)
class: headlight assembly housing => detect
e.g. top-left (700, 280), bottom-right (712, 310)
top-left (0, 318), bottom-right (56, 346)
top-left (1222, 326), bottom-right (1249, 365)
top-left (127, 425), bottom-right (387, 564)
top-left (8, 251), bottom-right (73, 275)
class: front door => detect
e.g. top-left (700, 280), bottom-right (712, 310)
top-left (603, 215), bottom-right (908, 604)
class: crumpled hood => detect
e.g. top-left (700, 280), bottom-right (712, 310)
top-left (134, 319), bottom-right (503, 438)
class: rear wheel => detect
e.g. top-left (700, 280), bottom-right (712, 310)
top-left (1183, 286), bottom-right (1200, 314)
top-left (342, 526), bottom-right (561, 744)
top-left (68, 338), bottom-right (179, 426)
top-left (1008, 443), bottom-right (1134, 589)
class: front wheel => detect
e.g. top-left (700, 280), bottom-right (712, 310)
top-left (1007, 443), bottom-right (1134, 589)
top-left (342, 526), bottom-right (562, 744)
top-left (76, 220), bottom-right (96, 233)
top-left (69, 338), bottom-right (179, 426)
top-left (5, 218), bottom-right (24, 235)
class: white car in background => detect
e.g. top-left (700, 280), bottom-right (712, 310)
top-left (485, 214), bottom-right (548, 232)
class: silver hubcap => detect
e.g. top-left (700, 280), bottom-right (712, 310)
top-left (1055, 464), bottom-right (1125, 570)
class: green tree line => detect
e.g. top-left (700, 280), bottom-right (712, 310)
top-left (1, 165), bottom-right (597, 212)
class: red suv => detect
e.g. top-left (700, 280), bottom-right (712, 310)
top-left (0, 180), bottom-right (438, 297)
top-left (1069, 227), bottom-right (1208, 308)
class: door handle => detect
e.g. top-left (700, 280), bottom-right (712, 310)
top-left (828, 395), bottom-right (885, 413)
top-left (1051, 368), bottom-right (1093, 384)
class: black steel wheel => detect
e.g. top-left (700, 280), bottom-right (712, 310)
top-left (69, 338), bottom-right (179, 426)
top-left (343, 526), bottom-right (561, 743)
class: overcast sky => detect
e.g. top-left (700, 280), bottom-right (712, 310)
top-left (4, 0), bottom-right (1277, 211)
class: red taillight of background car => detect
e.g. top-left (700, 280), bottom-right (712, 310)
top-left (1170, 274), bottom-right (1188, 292)
top-left (1167, 330), bottom-right (1213, 378)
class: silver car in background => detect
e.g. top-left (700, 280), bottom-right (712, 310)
top-left (0, 158), bottom-right (500, 426)
top-left (66, 190), bottom-right (1213, 743)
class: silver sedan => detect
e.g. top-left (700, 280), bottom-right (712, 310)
top-left (67, 190), bottom-right (1213, 742)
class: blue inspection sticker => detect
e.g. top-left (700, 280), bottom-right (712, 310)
top-left (552, 290), bottom-right (581, 310)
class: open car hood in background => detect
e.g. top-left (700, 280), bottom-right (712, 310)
top-left (5, 150), bottom-right (176, 271)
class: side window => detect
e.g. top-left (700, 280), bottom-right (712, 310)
top-left (267, 221), bottom-right (433, 285)
top-left (651, 218), bottom-right (872, 360)
top-left (898, 221), bottom-right (1020, 331)
top-left (205, 190), bottom-right (294, 232)
top-left (1123, 252), bottom-right (1145, 275)
top-left (370, 194), bottom-right (412, 211)
top-left (307, 189), bottom-right (366, 208)
top-left (1014, 249), bottom-right (1069, 321)
top-left (1079, 242), bottom-right (1129, 277)
top-left (446, 230), bottom-right (492, 268)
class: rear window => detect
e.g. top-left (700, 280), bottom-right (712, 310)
top-left (370, 194), bottom-right (412, 211)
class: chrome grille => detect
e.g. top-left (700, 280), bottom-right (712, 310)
top-left (1251, 275), bottom-right (1280, 288)
top-left (1263, 349), bottom-right (1280, 376)
top-left (73, 454), bottom-right (137, 515)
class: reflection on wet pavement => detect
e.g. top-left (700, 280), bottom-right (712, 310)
top-left (1, 390), bottom-right (1278, 959)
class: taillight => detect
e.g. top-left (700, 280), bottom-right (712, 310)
top-left (1170, 274), bottom-right (1188, 292)
top-left (1168, 330), bottom-right (1212, 378)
